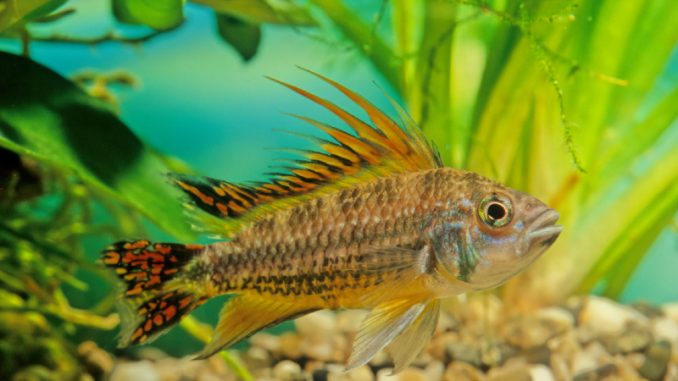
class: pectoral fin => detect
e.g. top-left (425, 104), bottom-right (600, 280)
top-left (387, 299), bottom-right (440, 373)
top-left (346, 299), bottom-right (426, 370)
top-left (196, 293), bottom-right (317, 359)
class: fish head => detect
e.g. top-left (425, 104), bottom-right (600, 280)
top-left (433, 174), bottom-right (562, 291)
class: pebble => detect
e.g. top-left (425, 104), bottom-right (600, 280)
top-left (572, 363), bottom-right (617, 381)
top-left (661, 303), bottom-right (678, 325)
top-left (323, 364), bottom-right (374, 381)
top-left (610, 355), bottom-right (644, 380)
top-left (630, 301), bottom-right (663, 318)
top-left (443, 362), bottom-right (486, 381)
top-left (435, 312), bottom-right (459, 334)
top-left (639, 340), bottom-right (671, 381)
top-left (153, 358), bottom-right (182, 381)
top-left (273, 360), bottom-right (305, 381)
top-left (548, 353), bottom-right (571, 381)
top-left (244, 346), bottom-right (272, 370)
top-left (427, 332), bottom-right (460, 361)
top-left (175, 358), bottom-right (208, 381)
top-left (579, 296), bottom-right (648, 336)
top-left (459, 294), bottom-right (503, 329)
top-left (375, 367), bottom-right (427, 381)
top-left (652, 317), bottom-right (678, 345)
top-left (480, 340), bottom-right (514, 368)
top-left (571, 341), bottom-right (608, 374)
top-left (279, 332), bottom-right (304, 359)
top-left (503, 315), bottom-right (557, 349)
top-left (665, 364), bottom-right (678, 381)
top-left (537, 307), bottom-right (575, 332)
top-left (77, 340), bottom-right (114, 377)
top-left (303, 339), bottom-right (336, 362)
top-left (604, 323), bottom-right (652, 354)
top-left (522, 345), bottom-right (551, 365)
top-left (529, 364), bottom-right (556, 381)
top-left (205, 355), bottom-right (230, 377)
top-left (424, 361), bottom-right (445, 381)
top-left (296, 311), bottom-right (337, 340)
top-left (251, 332), bottom-right (281, 353)
top-left (444, 342), bottom-right (482, 367)
top-left (337, 310), bottom-right (368, 334)
top-left (110, 361), bottom-right (160, 381)
top-left (625, 353), bottom-right (646, 370)
top-left (486, 360), bottom-right (531, 381)
top-left (136, 347), bottom-right (169, 361)
top-left (547, 331), bottom-right (580, 361)
top-left (195, 371), bottom-right (229, 381)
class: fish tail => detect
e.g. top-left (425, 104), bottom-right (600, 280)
top-left (101, 240), bottom-right (207, 346)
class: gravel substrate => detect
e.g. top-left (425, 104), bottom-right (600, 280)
top-left (93, 295), bottom-right (678, 381)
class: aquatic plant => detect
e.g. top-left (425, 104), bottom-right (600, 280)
top-left (348, 0), bottom-right (678, 307)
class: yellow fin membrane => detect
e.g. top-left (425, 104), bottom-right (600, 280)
top-left (387, 299), bottom-right (440, 373)
top-left (346, 299), bottom-right (427, 370)
top-left (196, 293), bottom-right (318, 359)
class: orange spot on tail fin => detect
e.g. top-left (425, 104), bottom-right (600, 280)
top-left (126, 290), bottom-right (207, 346)
top-left (102, 240), bottom-right (204, 297)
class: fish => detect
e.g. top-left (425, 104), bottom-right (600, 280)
top-left (101, 69), bottom-right (562, 372)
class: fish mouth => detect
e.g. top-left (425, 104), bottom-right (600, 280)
top-left (527, 209), bottom-right (563, 247)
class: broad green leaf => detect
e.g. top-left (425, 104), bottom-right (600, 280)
top-left (0, 0), bottom-right (65, 32)
top-left (192, 0), bottom-right (315, 25)
top-left (0, 51), bottom-right (195, 240)
top-left (112, 0), bottom-right (183, 30)
top-left (216, 14), bottom-right (261, 61)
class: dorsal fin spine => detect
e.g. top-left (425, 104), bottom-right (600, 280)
top-left (298, 67), bottom-right (412, 156)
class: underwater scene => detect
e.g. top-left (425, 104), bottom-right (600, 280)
top-left (1, 0), bottom-right (677, 380)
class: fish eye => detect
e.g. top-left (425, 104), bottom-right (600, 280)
top-left (478, 196), bottom-right (512, 228)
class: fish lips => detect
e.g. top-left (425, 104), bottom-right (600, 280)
top-left (527, 209), bottom-right (563, 249)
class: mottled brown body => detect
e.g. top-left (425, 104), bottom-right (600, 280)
top-left (103, 71), bottom-right (561, 370)
top-left (189, 168), bottom-right (484, 308)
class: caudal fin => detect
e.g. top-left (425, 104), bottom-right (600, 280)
top-left (102, 240), bottom-right (207, 346)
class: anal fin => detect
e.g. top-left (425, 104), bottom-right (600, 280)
top-left (196, 293), bottom-right (318, 359)
top-left (346, 299), bottom-right (427, 370)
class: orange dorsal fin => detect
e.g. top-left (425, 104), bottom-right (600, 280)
top-left (174, 69), bottom-right (442, 237)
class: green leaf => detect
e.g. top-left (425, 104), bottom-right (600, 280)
top-left (0, 51), bottom-right (195, 240)
top-left (112, 0), bottom-right (183, 30)
top-left (0, 0), bottom-right (66, 32)
top-left (413, 0), bottom-right (456, 167)
top-left (216, 14), bottom-right (261, 61)
top-left (193, 0), bottom-right (315, 25)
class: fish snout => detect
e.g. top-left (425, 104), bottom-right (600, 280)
top-left (527, 208), bottom-right (562, 249)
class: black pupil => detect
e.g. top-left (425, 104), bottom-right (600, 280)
top-left (487, 202), bottom-right (506, 221)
